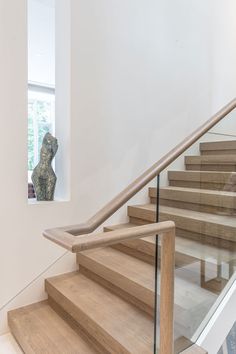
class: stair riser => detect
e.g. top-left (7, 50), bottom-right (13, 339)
top-left (45, 280), bottom-right (130, 354)
top-left (77, 253), bottom-right (155, 312)
top-left (128, 206), bottom-right (155, 223)
top-left (168, 171), bottom-right (236, 191)
top-left (174, 228), bottom-right (236, 250)
top-left (8, 301), bottom-right (100, 354)
top-left (76, 257), bottom-right (195, 336)
top-left (105, 223), bottom-right (200, 269)
top-left (115, 240), bottom-right (200, 270)
top-left (150, 187), bottom-right (236, 215)
top-left (201, 149), bottom-right (236, 155)
top-left (157, 199), bottom-right (236, 216)
top-left (161, 212), bottom-right (236, 243)
top-left (47, 298), bottom-right (108, 354)
top-left (169, 180), bottom-right (236, 191)
top-left (200, 141), bottom-right (236, 155)
top-left (129, 215), bottom-right (236, 250)
top-left (112, 242), bottom-right (155, 265)
top-left (8, 317), bottom-right (33, 354)
top-left (128, 207), bottom-right (236, 243)
top-left (104, 226), bottom-right (156, 264)
top-left (186, 164), bottom-right (236, 172)
top-left (79, 265), bottom-right (154, 316)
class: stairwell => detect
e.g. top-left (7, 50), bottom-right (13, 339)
top-left (8, 140), bottom-right (236, 353)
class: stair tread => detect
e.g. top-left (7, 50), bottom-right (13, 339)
top-left (169, 170), bottom-right (236, 179)
top-left (160, 204), bottom-right (236, 227)
top-left (8, 301), bottom-right (98, 354)
top-left (168, 170), bottom-right (236, 185)
top-left (155, 186), bottom-right (236, 210)
top-left (106, 223), bottom-right (235, 262)
top-left (130, 203), bottom-right (236, 227)
top-left (185, 155), bottom-right (236, 164)
top-left (159, 186), bottom-right (236, 197)
top-left (128, 204), bottom-right (236, 241)
top-left (78, 247), bottom-right (216, 311)
top-left (80, 247), bottom-right (154, 292)
top-left (46, 272), bottom-right (154, 353)
top-left (200, 140), bottom-right (236, 151)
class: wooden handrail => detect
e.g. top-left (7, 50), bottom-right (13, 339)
top-left (74, 221), bottom-right (174, 253)
top-left (43, 98), bottom-right (236, 245)
top-left (159, 224), bottom-right (175, 354)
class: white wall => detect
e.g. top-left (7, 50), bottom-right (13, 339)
top-left (211, 1), bottom-right (236, 110)
top-left (70, 0), bottom-right (236, 214)
top-left (28, 0), bottom-right (55, 86)
top-left (54, 0), bottom-right (71, 201)
top-left (0, 0), bottom-right (76, 334)
top-left (1, 0), bottom-right (236, 334)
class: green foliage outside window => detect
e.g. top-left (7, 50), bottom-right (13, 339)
top-left (28, 92), bottom-right (54, 171)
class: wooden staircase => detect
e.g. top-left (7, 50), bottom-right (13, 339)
top-left (8, 140), bottom-right (236, 353)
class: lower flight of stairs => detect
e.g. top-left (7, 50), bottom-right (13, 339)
top-left (8, 251), bottom-right (208, 354)
top-left (8, 140), bottom-right (236, 354)
top-left (9, 270), bottom-right (156, 354)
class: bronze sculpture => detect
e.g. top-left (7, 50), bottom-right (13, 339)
top-left (32, 132), bottom-right (58, 201)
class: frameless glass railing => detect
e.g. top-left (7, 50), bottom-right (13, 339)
top-left (154, 108), bottom-right (236, 352)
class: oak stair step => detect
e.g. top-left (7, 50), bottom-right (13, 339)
top-left (200, 140), bottom-right (236, 155)
top-left (76, 247), bottom-right (217, 337)
top-left (128, 204), bottom-right (236, 243)
top-left (168, 170), bottom-right (236, 191)
top-left (150, 186), bottom-right (236, 215)
top-left (105, 223), bottom-right (236, 267)
top-left (185, 155), bottom-right (236, 171)
top-left (77, 246), bottom-right (155, 316)
top-left (8, 301), bottom-right (99, 354)
top-left (105, 224), bottom-right (201, 268)
top-left (45, 272), bottom-right (155, 354)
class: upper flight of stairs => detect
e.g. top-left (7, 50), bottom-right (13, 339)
top-left (8, 140), bottom-right (236, 354)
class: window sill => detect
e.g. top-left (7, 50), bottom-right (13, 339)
top-left (28, 198), bottom-right (70, 205)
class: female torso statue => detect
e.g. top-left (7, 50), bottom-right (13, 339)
top-left (32, 132), bottom-right (58, 201)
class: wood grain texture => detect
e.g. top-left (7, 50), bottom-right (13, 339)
top-left (185, 154), bottom-right (236, 165)
top-left (158, 186), bottom-right (236, 207)
top-left (168, 170), bottom-right (236, 191)
top-left (128, 204), bottom-right (236, 242)
top-left (200, 140), bottom-right (236, 155)
top-left (201, 149), bottom-right (236, 155)
top-left (151, 186), bottom-right (236, 215)
top-left (77, 247), bottom-right (155, 309)
top-left (46, 272), bottom-right (155, 353)
top-left (71, 221), bottom-right (175, 253)
top-left (79, 265), bottom-right (154, 316)
top-left (48, 297), bottom-right (110, 354)
top-left (105, 223), bottom-right (236, 267)
top-left (185, 155), bottom-right (236, 171)
top-left (159, 229), bottom-right (175, 354)
top-left (8, 301), bottom-right (99, 354)
top-left (160, 206), bottom-right (236, 243)
top-left (76, 244), bottom-right (216, 338)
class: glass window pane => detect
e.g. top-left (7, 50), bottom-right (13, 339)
top-left (28, 89), bottom-right (55, 176)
